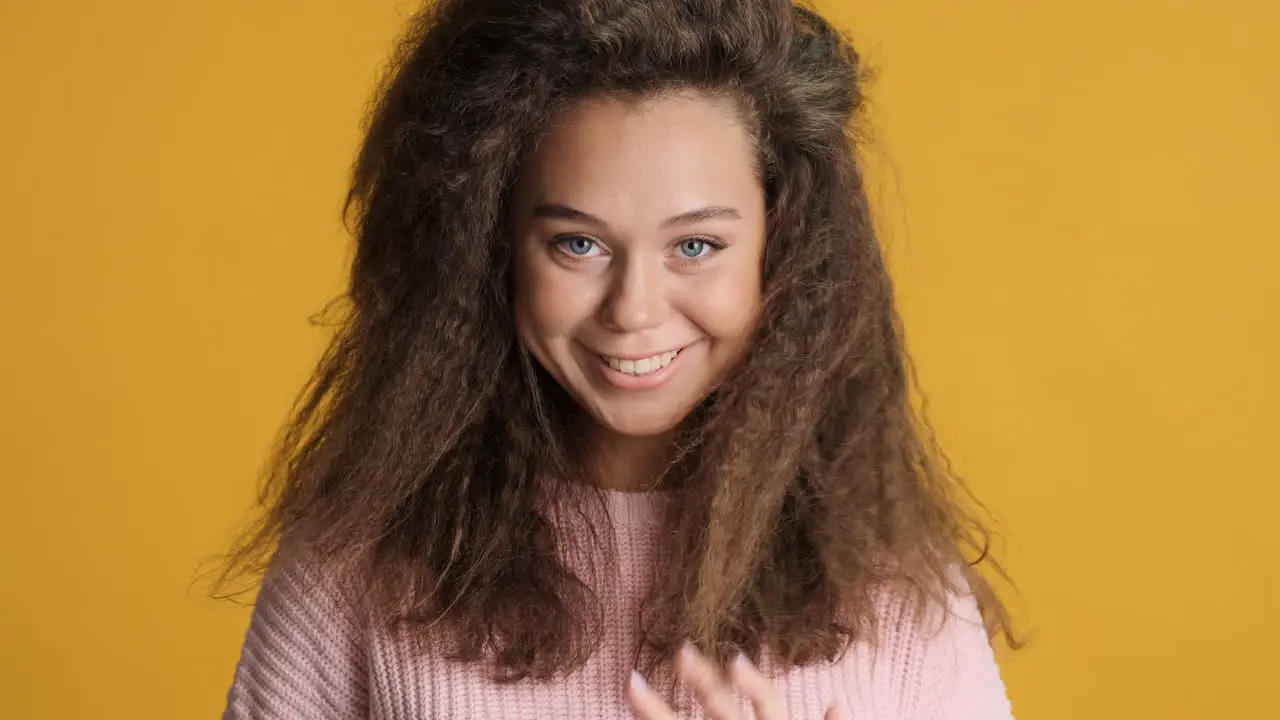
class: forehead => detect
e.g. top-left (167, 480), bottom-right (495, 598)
top-left (515, 92), bottom-right (763, 222)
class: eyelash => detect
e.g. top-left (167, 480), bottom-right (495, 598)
top-left (550, 235), bottom-right (728, 265)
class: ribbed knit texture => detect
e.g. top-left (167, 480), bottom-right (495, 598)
top-left (224, 490), bottom-right (1014, 719)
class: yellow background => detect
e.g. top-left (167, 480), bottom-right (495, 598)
top-left (2, 1), bottom-right (1275, 717)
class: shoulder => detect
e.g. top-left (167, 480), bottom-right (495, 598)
top-left (867, 570), bottom-right (1015, 719)
top-left (223, 538), bottom-right (372, 719)
top-left (261, 536), bottom-right (364, 604)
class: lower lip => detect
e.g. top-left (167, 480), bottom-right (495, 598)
top-left (591, 346), bottom-right (689, 391)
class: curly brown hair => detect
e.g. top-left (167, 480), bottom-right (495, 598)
top-left (218, 0), bottom-right (1012, 682)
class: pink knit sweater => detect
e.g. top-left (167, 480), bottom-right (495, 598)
top-left (223, 491), bottom-right (1014, 719)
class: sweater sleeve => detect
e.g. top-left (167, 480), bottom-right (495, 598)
top-left (910, 589), bottom-right (1015, 720)
top-left (222, 542), bottom-right (369, 720)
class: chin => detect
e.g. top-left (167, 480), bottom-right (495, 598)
top-left (593, 405), bottom-right (689, 438)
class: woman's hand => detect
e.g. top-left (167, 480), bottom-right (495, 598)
top-left (627, 644), bottom-right (845, 720)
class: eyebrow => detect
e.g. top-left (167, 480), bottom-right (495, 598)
top-left (530, 203), bottom-right (742, 228)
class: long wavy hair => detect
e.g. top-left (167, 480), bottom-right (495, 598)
top-left (217, 0), bottom-right (1013, 681)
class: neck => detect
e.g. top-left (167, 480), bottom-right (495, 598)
top-left (585, 424), bottom-right (674, 493)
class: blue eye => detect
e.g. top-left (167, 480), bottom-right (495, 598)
top-left (677, 238), bottom-right (710, 258)
top-left (557, 235), bottom-right (600, 256)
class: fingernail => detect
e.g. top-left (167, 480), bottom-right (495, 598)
top-left (732, 652), bottom-right (750, 671)
top-left (679, 640), bottom-right (697, 659)
top-left (630, 670), bottom-right (647, 691)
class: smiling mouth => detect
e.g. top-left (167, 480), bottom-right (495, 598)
top-left (600, 348), bottom-right (682, 377)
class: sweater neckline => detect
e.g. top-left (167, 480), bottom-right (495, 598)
top-left (600, 487), bottom-right (669, 526)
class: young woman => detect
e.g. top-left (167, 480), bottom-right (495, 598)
top-left (220, 0), bottom-right (1016, 717)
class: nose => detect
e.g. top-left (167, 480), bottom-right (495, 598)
top-left (598, 253), bottom-right (669, 332)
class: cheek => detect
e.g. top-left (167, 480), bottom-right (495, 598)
top-left (515, 259), bottom-right (592, 345)
top-left (514, 260), bottom-right (549, 349)
top-left (686, 266), bottom-right (763, 342)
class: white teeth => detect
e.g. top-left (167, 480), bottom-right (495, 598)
top-left (606, 350), bottom-right (678, 376)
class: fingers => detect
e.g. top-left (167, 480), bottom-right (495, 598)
top-left (824, 706), bottom-right (847, 720)
top-left (627, 671), bottom-right (678, 720)
top-left (676, 643), bottom-right (743, 719)
top-left (727, 653), bottom-right (786, 720)
top-left (629, 644), bottom-right (823, 720)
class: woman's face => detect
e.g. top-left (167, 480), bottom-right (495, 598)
top-left (512, 91), bottom-right (767, 439)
